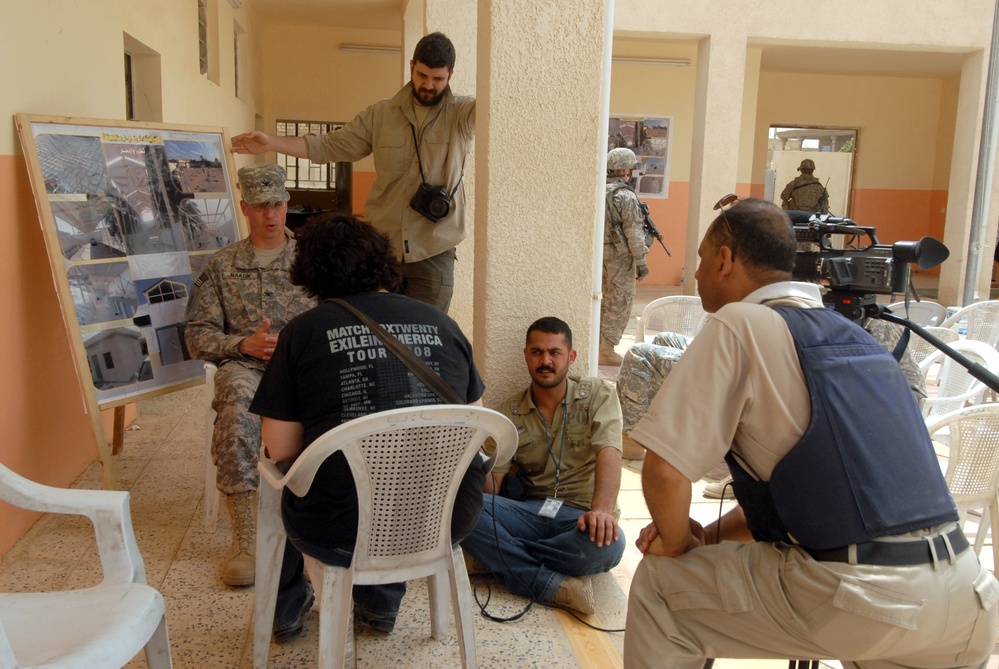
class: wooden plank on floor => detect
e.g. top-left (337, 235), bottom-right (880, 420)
top-left (555, 609), bottom-right (623, 669)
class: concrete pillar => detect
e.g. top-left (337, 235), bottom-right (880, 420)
top-left (425, 0), bottom-right (477, 332)
top-left (939, 50), bottom-right (988, 306)
top-left (474, 0), bottom-right (610, 406)
top-left (400, 0), bottom-right (478, 335)
top-left (683, 34), bottom-right (747, 294)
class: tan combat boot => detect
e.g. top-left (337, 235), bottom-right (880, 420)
top-left (598, 341), bottom-right (623, 366)
top-left (223, 490), bottom-right (257, 587)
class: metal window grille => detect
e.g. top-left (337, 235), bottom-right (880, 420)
top-left (275, 120), bottom-right (344, 190)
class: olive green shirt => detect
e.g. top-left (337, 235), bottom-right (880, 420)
top-left (496, 376), bottom-right (623, 513)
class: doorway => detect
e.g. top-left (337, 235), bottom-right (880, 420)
top-left (765, 125), bottom-right (857, 217)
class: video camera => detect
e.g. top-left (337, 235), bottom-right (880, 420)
top-left (789, 211), bottom-right (949, 322)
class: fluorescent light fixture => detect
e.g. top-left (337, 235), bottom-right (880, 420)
top-left (612, 57), bottom-right (691, 67)
top-left (339, 44), bottom-right (402, 55)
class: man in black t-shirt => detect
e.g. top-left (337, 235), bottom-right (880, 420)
top-left (250, 216), bottom-right (485, 644)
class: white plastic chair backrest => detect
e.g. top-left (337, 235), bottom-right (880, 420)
top-left (921, 340), bottom-right (999, 420)
top-left (908, 326), bottom-right (961, 366)
top-left (0, 462), bottom-right (171, 669)
top-left (266, 405), bottom-right (517, 583)
top-left (0, 461), bottom-right (143, 585)
top-left (941, 300), bottom-right (999, 347)
top-left (927, 403), bottom-right (999, 508)
top-left (887, 300), bottom-right (948, 327)
top-left (638, 296), bottom-right (706, 342)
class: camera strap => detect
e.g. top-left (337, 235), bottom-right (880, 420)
top-left (410, 125), bottom-right (464, 198)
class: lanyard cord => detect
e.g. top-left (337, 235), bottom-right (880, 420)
top-left (409, 123), bottom-right (465, 196)
top-left (540, 395), bottom-right (569, 497)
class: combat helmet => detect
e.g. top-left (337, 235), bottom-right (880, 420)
top-left (607, 148), bottom-right (638, 172)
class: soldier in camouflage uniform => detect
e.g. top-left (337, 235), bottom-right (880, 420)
top-left (780, 158), bottom-right (829, 213)
top-left (601, 148), bottom-right (649, 366)
top-left (185, 163), bottom-right (315, 586)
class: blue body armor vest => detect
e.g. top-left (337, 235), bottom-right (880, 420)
top-left (725, 306), bottom-right (958, 550)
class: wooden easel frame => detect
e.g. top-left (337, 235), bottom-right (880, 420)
top-left (15, 115), bottom-right (244, 488)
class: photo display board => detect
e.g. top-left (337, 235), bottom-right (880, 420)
top-left (608, 115), bottom-right (673, 199)
top-left (16, 115), bottom-right (242, 410)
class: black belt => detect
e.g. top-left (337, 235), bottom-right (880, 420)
top-left (803, 526), bottom-right (969, 566)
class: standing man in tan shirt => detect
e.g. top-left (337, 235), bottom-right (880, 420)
top-left (230, 32), bottom-right (473, 314)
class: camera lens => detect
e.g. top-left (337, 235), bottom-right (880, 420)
top-left (429, 197), bottom-right (449, 218)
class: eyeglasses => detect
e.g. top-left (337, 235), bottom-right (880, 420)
top-left (712, 193), bottom-right (742, 237)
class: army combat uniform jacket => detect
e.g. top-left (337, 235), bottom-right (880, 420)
top-left (184, 233), bottom-right (315, 494)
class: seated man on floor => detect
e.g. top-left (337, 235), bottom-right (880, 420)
top-left (461, 317), bottom-right (626, 614)
top-left (185, 164), bottom-right (315, 586)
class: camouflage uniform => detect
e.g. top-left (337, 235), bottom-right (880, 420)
top-left (617, 332), bottom-right (691, 433)
top-left (602, 177), bottom-right (648, 346)
top-left (780, 174), bottom-right (829, 213)
top-left (185, 233), bottom-right (315, 495)
top-left (616, 319), bottom-right (925, 435)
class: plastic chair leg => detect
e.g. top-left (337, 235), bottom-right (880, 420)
top-left (203, 449), bottom-right (219, 532)
top-left (428, 571), bottom-right (449, 641)
top-left (450, 547), bottom-right (478, 669)
top-left (317, 564), bottom-right (355, 669)
top-left (144, 614), bottom-right (173, 669)
top-left (253, 483), bottom-right (287, 669)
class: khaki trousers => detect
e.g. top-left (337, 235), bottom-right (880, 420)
top-left (624, 537), bottom-right (998, 669)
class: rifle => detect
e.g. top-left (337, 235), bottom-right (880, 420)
top-left (638, 200), bottom-right (671, 256)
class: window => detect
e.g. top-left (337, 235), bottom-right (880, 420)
top-left (124, 52), bottom-right (134, 120)
top-left (275, 120), bottom-right (345, 190)
top-left (146, 280), bottom-right (188, 304)
top-left (103, 352), bottom-right (115, 370)
top-left (198, 0), bottom-right (209, 76)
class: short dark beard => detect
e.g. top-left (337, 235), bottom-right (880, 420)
top-left (412, 81), bottom-right (447, 107)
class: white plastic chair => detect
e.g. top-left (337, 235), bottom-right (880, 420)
top-left (907, 326), bottom-right (961, 367)
top-left (253, 405), bottom-right (518, 669)
top-left (886, 299), bottom-right (948, 327)
top-left (926, 403), bottom-right (999, 573)
top-left (203, 361), bottom-right (221, 532)
top-left (919, 339), bottom-right (999, 424)
top-left (0, 462), bottom-right (172, 668)
top-left (635, 295), bottom-right (706, 343)
top-left (941, 300), bottom-right (999, 347)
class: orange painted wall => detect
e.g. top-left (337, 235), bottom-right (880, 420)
top-left (352, 171), bottom-right (376, 220)
top-left (0, 155), bottom-right (102, 554)
top-left (642, 183), bottom-right (689, 285)
top-left (851, 188), bottom-right (948, 277)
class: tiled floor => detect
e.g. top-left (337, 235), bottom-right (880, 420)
top-left (2, 283), bottom-right (998, 667)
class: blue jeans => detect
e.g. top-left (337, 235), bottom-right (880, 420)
top-left (460, 496), bottom-right (625, 603)
top-left (276, 532), bottom-right (405, 634)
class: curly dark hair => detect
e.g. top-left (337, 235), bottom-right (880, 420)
top-left (290, 215), bottom-right (402, 299)
top-left (709, 198), bottom-right (796, 279)
top-left (413, 32), bottom-right (456, 71)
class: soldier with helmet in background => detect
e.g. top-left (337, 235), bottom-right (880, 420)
top-left (601, 148), bottom-right (650, 366)
top-left (780, 158), bottom-right (829, 214)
